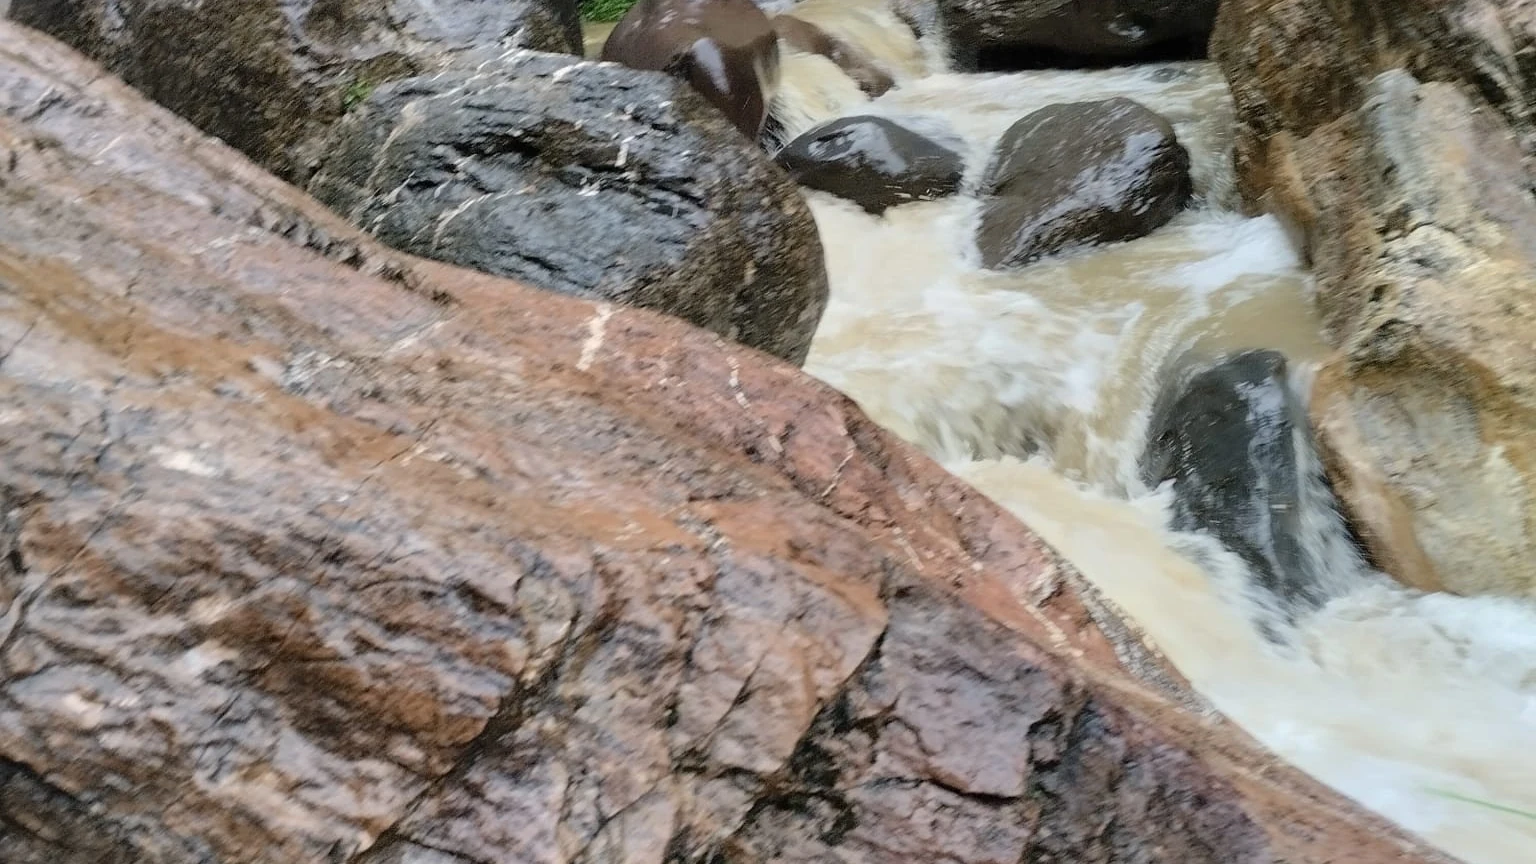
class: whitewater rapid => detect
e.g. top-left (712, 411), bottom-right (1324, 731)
top-left (762, 3), bottom-right (1536, 862)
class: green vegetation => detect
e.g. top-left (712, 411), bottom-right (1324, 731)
top-left (580, 0), bottom-right (638, 23)
top-left (341, 78), bottom-right (375, 114)
top-left (1424, 788), bottom-right (1536, 821)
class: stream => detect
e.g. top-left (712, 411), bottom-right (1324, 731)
top-left (590, 4), bottom-right (1536, 862)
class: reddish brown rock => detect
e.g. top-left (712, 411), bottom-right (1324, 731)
top-left (0, 21), bottom-right (1455, 864)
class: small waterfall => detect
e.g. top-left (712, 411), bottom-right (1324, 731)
top-left (751, 5), bottom-right (1536, 863)
top-left (775, 0), bottom-right (931, 82)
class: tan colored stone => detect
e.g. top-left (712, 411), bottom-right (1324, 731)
top-left (0, 20), bottom-right (1454, 864)
top-left (1215, 0), bottom-right (1536, 596)
top-left (1308, 358), bottom-right (1442, 592)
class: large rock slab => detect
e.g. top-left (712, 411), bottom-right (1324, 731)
top-left (0, 21), bottom-right (1458, 864)
top-left (307, 53), bottom-right (828, 366)
top-left (1214, 0), bottom-right (1536, 597)
top-left (8, 0), bottom-right (583, 182)
top-left (977, 97), bottom-right (1192, 269)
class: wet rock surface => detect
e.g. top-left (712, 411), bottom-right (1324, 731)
top-left (1214, 0), bottom-right (1536, 597)
top-left (1215, 0), bottom-right (1536, 179)
top-left (0, 22), bottom-right (1459, 864)
top-left (8, 0), bottom-right (582, 184)
top-left (976, 97), bottom-right (1192, 269)
top-left (600, 0), bottom-right (781, 140)
top-left (933, 0), bottom-right (1221, 69)
top-left (1142, 351), bottom-right (1346, 619)
top-left (775, 115), bottom-right (964, 214)
top-left (307, 52), bottom-right (827, 366)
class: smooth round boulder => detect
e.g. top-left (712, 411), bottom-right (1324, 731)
top-left (601, 0), bottom-right (781, 141)
top-left (776, 116), bottom-right (965, 215)
top-left (976, 97), bottom-right (1191, 269)
top-left (307, 52), bottom-right (828, 366)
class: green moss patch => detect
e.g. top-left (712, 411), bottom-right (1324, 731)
top-left (581, 0), bottom-right (638, 23)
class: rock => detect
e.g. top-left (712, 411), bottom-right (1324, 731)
top-left (976, 97), bottom-right (1192, 269)
top-left (1142, 351), bottom-right (1361, 622)
top-left (1308, 362), bottom-right (1443, 593)
top-left (773, 14), bottom-right (895, 98)
top-left (7, 0), bottom-right (583, 184)
top-left (1214, 0), bottom-right (1536, 184)
top-left (1214, 0), bottom-right (1536, 597)
top-left (774, 115), bottom-right (964, 214)
top-left (600, 0), bottom-right (781, 141)
top-left (306, 52), bottom-right (828, 367)
top-left (0, 22), bottom-right (1459, 864)
top-left (933, 0), bottom-right (1222, 69)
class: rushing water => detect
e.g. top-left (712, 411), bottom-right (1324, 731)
top-left (585, 5), bottom-right (1536, 861)
top-left (757, 4), bottom-right (1536, 863)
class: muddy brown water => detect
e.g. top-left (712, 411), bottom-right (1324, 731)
top-left (583, 7), bottom-right (1536, 862)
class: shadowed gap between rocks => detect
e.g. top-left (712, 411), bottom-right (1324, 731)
top-left (973, 33), bottom-right (1211, 72)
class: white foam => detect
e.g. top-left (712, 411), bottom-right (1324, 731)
top-left (782, 5), bottom-right (1536, 861)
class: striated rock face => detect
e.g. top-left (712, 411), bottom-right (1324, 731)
top-left (976, 97), bottom-right (1191, 269)
top-left (307, 52), bottom-right (828, 367)
top-left (933, 0), bottom-right (1221, 69)
top-left (8, 0), bottom-right (583, 183)
top-left (775, 115), bottom-right (964, 215)
top-left (1214, 0), bottom-right (1536, 597)
top-left (0, 20), bottom-right (1459, 864)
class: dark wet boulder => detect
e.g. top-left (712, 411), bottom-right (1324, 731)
top-left (308, 51), bottom-right (828, 366)
top-left (775, 115), bottom-right (965, 214)
top-left (935, 0), bottom-right (1221, 69)
top-left (976, 97), bottom-right (1191, 269)
top-left (601, 0), bottom-right (781, 141)
top-left (1141, 350), bottom-right (1349, 616)
top-left (8, 0), bottom-right (582, 183)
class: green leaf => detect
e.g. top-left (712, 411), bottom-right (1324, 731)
top-left (1424, 787), bottom-right (1536, 821)
top-left (581, 0), bottom-right (638, 23)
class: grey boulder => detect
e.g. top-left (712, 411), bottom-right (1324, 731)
top-left (977, 97), bottom-right (1191, 269)
top-left (775, 115), bottom-right (965, 215)
top-left (308, 52), bottom-right (829, 366)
